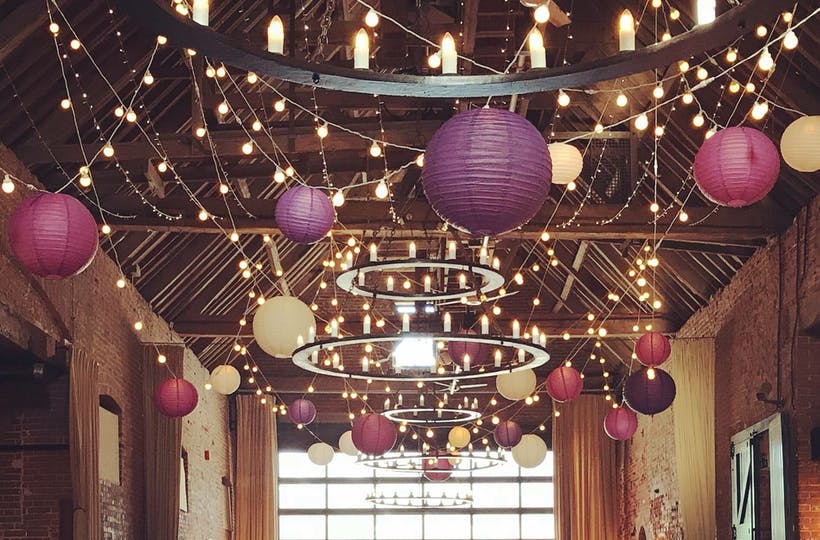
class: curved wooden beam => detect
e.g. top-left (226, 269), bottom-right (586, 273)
top-left (116, 0), bottom-right (788, 97)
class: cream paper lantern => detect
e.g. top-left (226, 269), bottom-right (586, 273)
top-left (209, 364), bottom-right (241, 395)
top-left (252, 296), bottom-right (315, 358)
top-left (339, 430), bottom-right (358, 456)
top-left (511, 434), bottom-right (547, 468)
top-left (547, 143), bottom-right (584, 185)
top-left (448, 426), bottom-right (471, 449)
top-left (781, 116), bottom-right (820, 172)
top-left (496, 369), bottom-right (537, 401)
top-left (307, 442), bottom-right (335, 466)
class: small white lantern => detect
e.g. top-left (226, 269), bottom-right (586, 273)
top-left (339, 431), bottom-right (358, 456)
top-left (307, 442), bottom-right (335, 466)
top-left (548, 143), bottom-right (584, 185)
top-left (252, 296), bottom-right (315, 358)
top-left (496, 369), bottom-right (537, 401)
top-left (209, 364), bottom-right (241, 395)
top-left (780, 116), bottom-right (820, 172)
top-left (448, 426), bottom-right (471, 449)
top-left (511, 434), bottom-right (547, 468)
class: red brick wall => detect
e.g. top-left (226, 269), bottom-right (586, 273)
top-left (622, 195), bottom-right (820, 539)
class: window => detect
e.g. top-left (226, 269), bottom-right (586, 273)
top-left (98, 396), bottom-right (121, 485)
top-left (278, 451), bottom-right (555, 540)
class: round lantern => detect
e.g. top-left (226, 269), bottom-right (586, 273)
top-left (208, 364), bottom-right (241, 395)
top-left (252, 295), bottom-right (315, 358)
top-left (493, 420), bottom-right (523, 449)
top-left (511, 434), bottom-right (548, 469)
top-left (496, 369), bottom-right (537, 401)
top-left (624, 368), bottom-right (676, 415)
top-left (693, 126), bottom-right (780, 207)
top-left (448, 426), bottom-right (471, 449)
top-left (338, 431), bottom-right (358, 457)
top-left (780, 115), bottom-right (820, 172)
top-left (423, 457), bottom-right (453, 482)
top-left (7, 192), bottom-right (98, 279)
top-left (448, 330), bottom-right (490, 367)
top-left (153, 378), bottom-right (198, 418)
top-left (604, 406), bottom-right (639, 441)
top-left (547, 143), bottom-right (584, 185)
top-left (307, 442), bottom-right (335, 466)
top-left (275, 185), bottom-right (335, 244)
top-left (634, 332), bottom-right (671, 367)
top-left (351, 413), bottom-right (397, 456)
top-left (422, 108), bottom-right (551, 236)
top-left (545, 366), bottom-right (583, 403)
top-left (287, 398), bottom-right (317, 426)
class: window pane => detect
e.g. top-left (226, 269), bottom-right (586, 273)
top-left (328, 515), bottom-right (374, 540)
top-left (424, 513), bottom-right (471, 539)
top-left (472, 513), bottom-right (520, 539)
top-left (280, 515), bottom-right (326, 540)
top-left (520, 452), bottom-right (553, 478)
top-left (521, 482), bottom-right (554, 508)
top-left (328, 454), bottom-right (368, 478)
top-left (328, 483), bottom-right (374, 509)
top-left (375, 514), bottom-right (422, 539)
top-left (472, 456), bottom-right (520, 478)
top-left (279, 484), bottom-right (326, 509)
top-left (521, 513), bottom-right (555, 539)
top-left (98, 406), bottom-right (120, 484)
top-left (472, 482), bottom-right (520, 508)
top-left (280, 452), bottom-right (325, 478)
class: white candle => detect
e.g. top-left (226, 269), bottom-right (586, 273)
top-left (362, 356), bottom-right (369, 372)
top-left (311, 351), bottom-right (319, 364)
top-left (424, 275), bottom-right (431, 293)
top-left (512, 319), bottom-right (520, 339)
top-left (409, 242), bottom-right (416, 259)
top-left (481, 315), bottom-right (489, 334)
top-left (440, 32), bottom-right (457, 74)
top-left (387, 276), bottom-right (394, 292)
top-left (296, 334), bottom-right (304, 347)
top-left (532, 326), bottom-right (539, 344)
top-left (385, 398), bottom-right (391, 409)
top-left (370, 243), bottom-right (378, 262)
top-left (443, 312), bottom-right (452, 332)
top-left (331, 319), bottom-right (339, 337)
top-left (353, 29), bottom-right (369, 69)
top-left (463, 353), bottom-right (471, 372)
top-left (363, 315), bottom-right (371, 334)
top-left (447, 241), bottom-right (456, 260)
top-left (459, 274), bottom-right (467, 289)
top-left (494, 350), bottom-right (502, 368)
top-left (479, 247), bottom-right (488, 265)
top-left (419, 394), bottom-right (425, 406)
top-left (308, 326), bottom-right (316, 343)
top-left (402, 314), bottom-right (410, 332)
top-left (492, 257), bottom-right (500, 270)
top-left (618, 10), bottom-right (635, 52)
top-left (529, 29), bottom-right (546, 69)
top-left (518, 349), bottom-right (525, 363)
top-left (332, 352), bottom-right (340, 367)
top-left (192, 0), bottom-right (209, 25)
top-left (268, 15), bottom-right (284, 54)
top-left (398, 393), bottom-right (403, 406)
top-left (697, 0), bottom-right (716, 25)
top-left (358, 272), bottom-right (365, 286)
top-left (540, 334), bottom-right (547, 347)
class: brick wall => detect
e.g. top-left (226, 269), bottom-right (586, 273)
top-left (0, 144), bottom-right (232, 539)
top-left (622, 195), bottom-right (820, 539)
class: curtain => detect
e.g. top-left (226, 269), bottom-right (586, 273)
top-left (143, 344), bottom-right (184, 540)
top-left (553, 395), bottom-right (618, 540)
top-left (69, 347), bottom-right (101, 540)
top-left (669, 339), bottom-right (716, 539)
top-left (236, 394), bottom-right (278, 540)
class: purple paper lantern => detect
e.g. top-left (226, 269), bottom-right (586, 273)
top-left (448, 329), bottom-right (490, 368)
top-left (604, 406), bottom-right (639, 440)
top-left (275, 185), bottom-right (335, 244)
top-left (423, 457), bottom-right (453, 482)
top-left (624, 368), bottom-right (676, 415)
top-left (422, 108), bottom-right (551, 236)
top-left (7, 192), bottom-right (98, 279)
top-left (545, 366), bottom-right (583, 403)
top-left (287, 398), bottom-right (317, 425)
top-left (153, 378), bottom-right (198, 418)
top-left (351, 413), bottom-right (396, 456)
top-left (634, 332), bottom-right (671, 368)
top-left (693, 126), bottom-right (780, 207)
top-left (493, 420), bottom-right (523, 449)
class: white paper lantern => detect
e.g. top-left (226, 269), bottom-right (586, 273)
top-left (496, 369), bottom-right (537, 401)
top-left (252, 296), bottom-right (315, 358)
top-left (307, 442), bottom-right (335, 466)
top-left (547, 143), bottom-right (584, 185)
top-left (512, 434), bottom-right (547, 468)
top-left (209, 364), bottom-right (241, 395)
top-left (338, 431), bottom-right (358, 456)
top-left (781, 116), bottom-right (820, 172)
top-left (448, 426), bottom-right (471, 449)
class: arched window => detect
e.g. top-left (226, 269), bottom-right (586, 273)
top-left (99, 395), bottom-right (121, 485)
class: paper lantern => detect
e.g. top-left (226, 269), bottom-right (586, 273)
top-left (448, 330), bottom-right (489, 367)
top-left (422, 108), bottom-right (551, 236)
top-left (693, 126), bottom-right (780, 207)
top-left (208, 364), bottom-right (241, 395)
top-left (352, 413), bottom-right (396, 456)
top-left (153, 378), bottom-right (198, 418)
top-left (511, 434), bottom-right (547, 468)
top-left (604, 406), bottom-right (639, 440)
top-left (287, 398), bottom-right (317, 425)
top-left (7, 192), bottom-right (98, 279)
top-left (547, 143), bottom-right (583, 185)
top-left (338, 431), bottom-right (358, 457)
top-left (253, 296), bottom-right (315, 358)
top-left (307, 442), bottom-right (335, 466)
top-left (780, 115), bottom-right (820, 172)
top-left (545, 366), bottom-right (583, 403)
top-left (634, 332), bottom-right (671, 367)
top-left (275, 185), bottom-right (335, 244)
top-left (624, 368), bottom-right (676, 415)
top-left (448, 426), bottom-right (471, 449)
top-left (423, 457), bottom-right (453, 482)
top-left (493, 420), bottom-right (523, 449)
top-left (496, 369), bottom-right (537, 401)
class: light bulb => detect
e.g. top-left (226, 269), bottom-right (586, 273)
top-left (1, 175), bottom-right (14, 194)
top-left (661, 32), bottom-right (671, 42)
top-left (79, 174), bottom-right (92, 188)
top-left (133, 321), bottom-right (143, 331)
top-left (651, 0), bottom-right (661, 7)
top-left (692, 113), bottom-right (705, 127)
top-left (557, 90), bottom-right (570, 107)
top-left (679, 210), bottom-right (689, 222)
top-left (198, 209), bottom-right (209, 221)
top-left (650, 202), bottom-right (660, 213)
top-left (757, 48), bottom-right (774, 71)
top-left (60, 98), bottom-right (71, 110)
top-left (247, 72), bottom-right (258, 84)
top-left (100, 223), bottom-right (112, 235)
top-left (654, 125), bottom-right (664, 137)
top-left (285, 166), bottom-right (295, 177)
top-left (365, 8), bottom-right (379, 27)
top-left (143, 71), bottom-right (154, 85)
top-left (566, 180), bottom-right (577, 191)
top-left (273, 168), bottom-right (286, 183)
top-left (116, 278), bottom-right (126, 289)
top-left (241, 141), bottom-right (254, 155)
top-left (652, 85), bottom-right (664, 99)
top-left (157, 35), bottom-right (167, 45)
top-left (205, 66), bottom-right (215, 78)
top-left (678, 60), bottom-right (689, 73)
top-left (728, 80), bottom-right (741, 94)
top-left (751, 101), bottom-right (769, 120)
top-left (647, 367), bottom-right (656, 380)
top-left (594, 122), bottom-right (604, 133)
top-left (317, 123), bottom-right (329, 138)
top-left (696, 67), bottom-right (708, 80)
top-left (427, 52), bottom-right (441, 69)
top-left (616, 93), bottom-right (628, 107)
top-left (252, 119), bottom-right (262, 132)
top-left (375, 180), bottom-right (389, 199)
top-left (533, 3), bottom-right (550, 24)
top-left (745, 82), bottom-right (756, 93)
top-left (634, 113), bottom-right (649, 131)
top-left (274, 99), bottom-right (286, 112)
top-left (218, 183), bottom-right (229, 195)
top-left (369, 141), bottom-right (382, 157)
top-left (726, 48), bottom-right (738, 63)
top-left (332, 190), bottom-right (345, 207)
top-left (217, 101), bottom-right (229, 115)
top-left (782, 11), bottom-right (793, 23)
top-left (49, 22), bottom-right (60, 35)
top-left (102, 143), bottom-right (115, 158)
top-left (756, 25), bottom-right (767, 38)
top-left (125, 110), bottom-right (137, 123)
top-left (415, 154), bottom-right (425, 167)
top-left (681, 92), bottom-right (694, 105)
top-left (783, 31), bottom-right (798, 50)
top-left (114, 106), bottom-right (124, 118)
top-left (195, 127), bottom-right (206, 138)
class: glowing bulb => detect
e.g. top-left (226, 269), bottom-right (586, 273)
top-left (205, 66), bottom-right (215, 78)
top-left (756, 25), bottom-right (767, 38)
top-left (751, 101), bottom-right (769, 121)
top-left (726, 48), bottom-right (738, 63)
top-left (375, 180), bottom-right (389, 199)
top-left (247, 72), bottom-right (258, 84)
top-left (365, 8), bottom-right (379, 27)
top-left (679, 210), bottom-right (689, 222)
top-left (116, 278), bottom-right (126, 289)
top-left (692, 113), bottom-right (705, 128)
top-left (415, 154), bottom-right (425, 167)
top-left (650, 202), bottom-right (660, 213)
top-left (566, 180), bottom-right (577, 191)
top-left (783, 31), bottom-right (798, 50)
top-left (728, 80), bottom-right (741, 94)
top-left (654, 126), bottom-right (664, 138)
top-left (696, 67), bottom-right (708, 80)
top-left (369, 141), bottom-right (382, 157)
top-left (427, 52), bottom-right (441, 69)
top-left (273, 168), bottom-right (286, 183)
top-left (670, 9), bottom-right (680, 20)
top-left (317, 123), bottom-right (329, 139)
top-left (681, 92), bottom-right (694, 105)
top-left (651, 0), bottom-right (661, 8)
top-left (533, 3), bottom-right (550, 24)
top-left (697, 0), bottom-right (715, 25)
top-left (652, 85), bottom-right (664, 99)
top-left (157, 35), bottom-right (168, 45)
top-left (251, 119), bottom-right (262, 132)
top-left (125, 110), bottom-right (137, 123)
top-left (678, 60), bottom-right (690, 73)
top-left (49, 22), bottom-right (60, 35)
top-left (332, 190), bottom-right (345, 207)
top-left (274, 99), bottom-right (286, 112)
top-left (661, 32), bottom-right (671, 42)
top-left (143, 71), bottom-right (154, 85)
top-left (198, 209), bottom-right (209, 221)
top-left (102, 143), bottom-right (115, 158)
top-left (114, 106), bottom-right (124, 118)
top-left (757, 48), bottom-right (774, 71)
top-left (745, 82), bottom-right (756, 93)
top-left (195, 127), bottom-right (206, 138)
top-left (217, 101), bottom-right (230, 115)
top-left (134, 321), bottom-right (143, 331)
top-left (557, 90), bottom-right (570, 107)
top-left (285, 166), bottom-right (295, 177)
top-left (782, 12), bottom-right (793, 23)
top-left (101, 224), bottom-right (112, 235)
top-left (634, 113), bottom-right (649, 131)
top-left (218, 183), bottom-right (229, 195)
top-left (60, 98), bottom-right (71, 110)
top-left (1, 175), bottom-right (14, 194)
top-left (647, 367), bottom-right (656, 380)
top-left (241, 141), bottom-right (254, 155)
top-left (594, 122), bottom-right (604, 133)
top-left (616, 93), bottom-right (628, 107)
top-left (157, 354), bottom-right (167, 364)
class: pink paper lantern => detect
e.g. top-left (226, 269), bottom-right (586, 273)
top-left (634, 332), bottom-right (671, 367)
top-left (693, 126), bottom-right (780, 207)
top-left (423, 457), bottom-right (453, 482)
top-left (448, 329), bottom-right (490, 367)
top-left (604, 406), bottom-right (639, 440)
top-left (351, 413), bottom-right (396, 456)
top-left (153, 378), bottom-right (198, 418)
top-left (7, 192), bottom-right (98, 279)
top-left (287, 398), bottom-right (317, 425)
top-left (545, 366), bottom-right (583, 403)
top-left (493, 420), bottom-right (523, 449)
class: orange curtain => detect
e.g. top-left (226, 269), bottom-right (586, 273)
top-left (553, 395), bottom-right (618, 540)
top-left (143, 344), bottom-right (184, 540)
top-left (69, 347), bottom-right (101, 540)
top-left (236, 395), bottom-right (278, 540)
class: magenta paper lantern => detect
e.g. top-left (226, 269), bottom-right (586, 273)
top-left (448, 329), bottom-right (490, 367)
top-left (624, 368), bottom-right (676, 415)
top-left (604, 406), bottom-right (639, 440)
top-left (423, 457), bottom-right (453, 482)
top-left (287, 398), bottom-right (317, 425)
top-left (545, 366), bottom-right (583, 403)
top-left (275, 185), bottom-right (335, 244)
top-left (422, 108), bottom-right (551, 236)
top-left (153, 378), bottom-right (198, 418)
top-left (7, 192), bottom-right (98, 279)
top-left (634, 332), bottom-right (671, 367)
top-left (693, 126), bottom-right (780, 207)
top-left (493, 420), bottom-right (523, 449)
top-left (351, 413), bottom-right (396, 456)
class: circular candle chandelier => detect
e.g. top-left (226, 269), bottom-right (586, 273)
top-left (382, 407), bottom-right (482, 425)
top-left (356, 449), bottom-right (507, 474)
top-left (366, 491), bottom-right (473, 508)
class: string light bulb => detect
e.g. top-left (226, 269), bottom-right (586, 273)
top-left (756, 25), bottom-right (767, 38)
top-left (696, 67), bottom-right (708, 80)
top-left (681, 92), bottom-right (694, 105)
top-left (728, 80), bottom-right (741, 94)
top-left (533, 3), bottom-right (550, 24)
top-left (332, 189), bottom-right (345, 207)
top-left (757, 48), bottom-right (774, 71)
top-left (427, 52), bottom-right (441, 69)
top-left (60, 98), bottom-right (71, 110)
top-left (274, 99), bottom-right (286, 112)
top-left (375, 180), bottom-right (389, 199)
top-left (369, 141), bottom-right (382, 157)
top-left (783, 31), bottom-right (798, 50)
top-left (725, 48), bottom-right (738, 63)
top-left (557, 90), bottom-right (570, 107)
top-left (143, 71), bottom-right (154, 85)
top-left (750, 100), bottom-right (769, 120)
top-left (102, 143), bottom-right (115, 158)
top-left (692, 113), bottom-right (705, 128)
top-left (317, 123), bottom-right (329, 139)
top-left (241, 141), bottom-right (254, 155)
top-left (616, 93), bottom-right (628, 107)
top-left (652, 85), bottom-right (664, 99)
top-left (1, 174), bottom-right (14, 194)
top-left (365, 8), bottom-right (379, 27)
top-left (634, 113), bottom-right (649, 131)
top-left (273, 167), bottom-right (286, 183)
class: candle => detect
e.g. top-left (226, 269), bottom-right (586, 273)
top-left (518, 349), bottom-right (525, 363)
top-left (479, 247), bottom-right (488, 265)
top-left (529, 29), bottom-right (546, 69)
top-left (358, 272), bottom-right (366, 286)
top-left (463, 353), bottom-right (471, 372)
top-left (384, 398), bottom-right (390, 409)
top-left (419, 394), bottom-right (425, 406)
top-left (362, 356), bottom-right (369, 372)
top-left (443, 312), bottom-right (452, 332)
top-left (512, 319), bottom-right (520, 339)
top-left (387, 276), bottom-right (394, 292)
top-left (331, 319), bottom-right (339, 337)
top-left (268, 15), bottom-right (284, 54)
top-left (332, 352), bottom-right (340, 367)
top-left (440, 32), bottom-right (457, 74)
top-left (297, 334), bottom-right (305, 347)
top-left (308, 326), bottom-right (316, 343)
top-left (402, 314), bottom-right (410, 332)
top-left (481, 315), bottom-right (489, 334)
top-left (424, 275), bottom-right (431, 293)
top-left (311, 351), bottom-right (319, 364)
top-left (540, 334), bottom-right (547, 347)
top-left (369, 243), bottom-right (377, 262)
top-left (437, 409), bottom-right (443, 418)
top-left (192, 0), bottom-right (209, 25)
top-left (494, 349), bottom-right (502, 368)
top-left (398, 393), bottom-right (403, 406)
top-left (459, 273), bottom-right (467, 289)
top-left (363, 314), bottom-right (371, 334)
top-left (492, 257), bottom-right (500, 270)
top-left (409, 242), bottom-right (417, 259)
top-left (532, 326), bottom-right (539, 344)
top-left (618, 10), bottom-right (635, 52)
top-left (447, 241), bottom-right (456, 260)
top-left (353, 29), bottom-right (369, 69)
